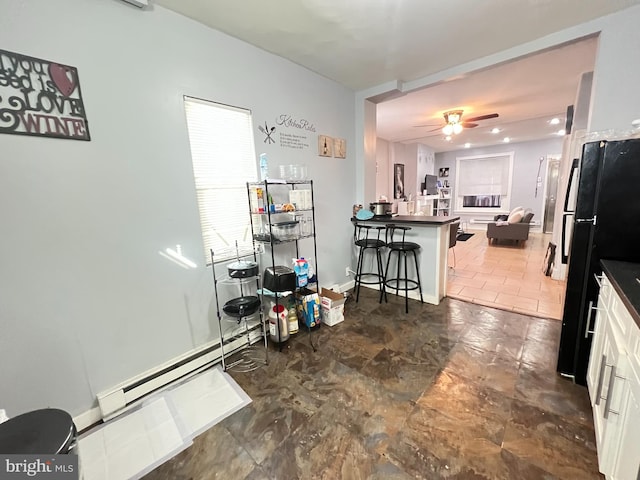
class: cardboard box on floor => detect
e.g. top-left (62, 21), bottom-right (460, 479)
top-left (320, 288), bottom-right (346, 326)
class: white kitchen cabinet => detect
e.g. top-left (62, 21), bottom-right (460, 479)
top-left (591, 319), bottom-right (627, 476)
top-left (588, 271), bottom-right (640, 480)
top-left (588, 274), bottom-right (611, 405)
top-left (610, 365), bottom-right (640, 480)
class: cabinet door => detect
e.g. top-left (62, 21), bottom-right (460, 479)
top-left (611, 365), bottom-right (640, 480)
top-left (593, 320), bottom-right (627, 477)
top-left (587, 302), bottom-right (608, 405)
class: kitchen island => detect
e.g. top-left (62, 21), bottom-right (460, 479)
top-left (352, 215), bottom-right (460, 305)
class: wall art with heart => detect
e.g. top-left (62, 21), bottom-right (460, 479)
top-left (0, 49), bottom-right (90, 141)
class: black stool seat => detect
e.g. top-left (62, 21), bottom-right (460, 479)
top-left (384, 224), bottom-right (424, 313)
top-left (355, 238), bottom-right (386, 249)
top-left (0, 408), bottom-right (77, 454)
top-left (386, 241), bottom-right (420, 251)
top-left (353, 223), bottom-right (387, 303)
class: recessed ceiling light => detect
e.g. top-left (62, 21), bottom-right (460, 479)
top-left (464, 143), bottom-right (471, 148)
top-left (557, 129), bottom-right (566, 136)
top-left (503, 137), bottom-right (510, 143)
top-left (550, 118), bottom-right (561, 125)
top-left (491, 128), bottom-right (500, 134)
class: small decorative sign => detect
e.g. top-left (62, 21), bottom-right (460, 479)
top-left (318, 135), bottom-right (333, 157)
top-left (258, 121), bottom-right (276, 144)
top-left (0, 49), bottom-right (90, 141)
top-left (333, 137), bottom-right (346, 158)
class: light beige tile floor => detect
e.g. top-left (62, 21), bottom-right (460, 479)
top-left (447, 228), bottom-right (566, 320)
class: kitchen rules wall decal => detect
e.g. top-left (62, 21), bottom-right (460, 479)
top-left (0, 49), bottom-right (90, 141)
top-left (261, 114), bottom-right (315, 150)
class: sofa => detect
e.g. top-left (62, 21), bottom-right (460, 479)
top-left (486, 208), bottom-right (534, 245)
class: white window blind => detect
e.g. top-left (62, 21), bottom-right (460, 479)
top-left (183, 96), bottom-right (257, 264)
top-left (457, 154), bottom-right (511, 195)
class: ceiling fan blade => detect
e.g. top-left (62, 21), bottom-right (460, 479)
top-left (461, 122), bottom-right (478, 128)
top-left (413, 123), bottom-right (443, 128)
top-left (464, 113), bottom-right (499, 122)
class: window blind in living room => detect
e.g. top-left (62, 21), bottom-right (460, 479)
top-left (457, 153), bottom-right (512, 195)
top-left (183, 96), bottom-right (257, 264)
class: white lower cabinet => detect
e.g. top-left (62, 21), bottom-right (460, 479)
top-left (610, 366), bottom-right (640, 480)
top-left (587, 272), bottom-right (640, 480)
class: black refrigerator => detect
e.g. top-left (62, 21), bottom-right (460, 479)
top-left (557, 138), bottom-right (640, 385)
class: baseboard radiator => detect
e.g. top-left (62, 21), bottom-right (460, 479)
top-left (97, 327), bottom-right (262, 421)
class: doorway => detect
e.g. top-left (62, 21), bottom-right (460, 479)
top-left (543, 155), bottom-right (561, 233)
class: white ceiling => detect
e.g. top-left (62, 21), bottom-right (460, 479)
top-left (154, 0), bottom-right (638, 152)
top-left (377, 36), bottom-right (598, 152)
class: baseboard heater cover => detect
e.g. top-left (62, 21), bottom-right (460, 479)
top-left (97, 328), bottom-right (262, 420)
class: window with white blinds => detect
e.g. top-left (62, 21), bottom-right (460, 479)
top-left (454, 152), bottom-right (514, 211)
top-left (183, 96), bottom-right (257, 264)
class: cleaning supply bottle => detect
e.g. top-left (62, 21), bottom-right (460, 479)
top-left (259, 153), bottom-right (269, 181)
top-left (268, 302), bottom-right (289, 343)
top-left (287, 296), bottom-right (299, 334)
top-left (293, 258), bottom-right (309, 287)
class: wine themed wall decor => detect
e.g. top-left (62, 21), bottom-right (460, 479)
top-left (0, 49), bottom-right (90, 141)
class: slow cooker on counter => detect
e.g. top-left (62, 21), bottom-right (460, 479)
top-left (369, 202), bottom-right (392, 216)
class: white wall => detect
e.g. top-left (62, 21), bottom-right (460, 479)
top-left (375, 138), bottom-right (390, 200)
top-left (416, 144), bottom-right (436, 193)
top-left (0, 0), bottom-right (355, 417)
top-left (435, 137), bottom-right (563, 226)
top-left (589, 7), bottom-right (640, 132)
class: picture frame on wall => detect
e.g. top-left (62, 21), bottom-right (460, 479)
top-left (394, 163), bottom-right (405, 200)
top-left (439, 167), bottom-right (449, 177)
top-left (333, 137), bottom-right (346, 158)
top-left (318, 135), bottom-right (333, 157)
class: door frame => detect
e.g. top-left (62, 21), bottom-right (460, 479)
top-left (542, 153), bottom-right (562, 233)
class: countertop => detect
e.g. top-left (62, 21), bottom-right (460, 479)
top-left (351, 215), bottom-right (460, 226)
top-left (601, 259), bottom-right (640, 329)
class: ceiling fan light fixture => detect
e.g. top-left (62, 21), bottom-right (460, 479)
top-left (453, 123), bottom-right (463, 135)
top-left (442, 124), bottom-right (454, 136)
top-left (445, 135), bottom-right (452, 141)
top-left (444, 110), bottom-right (462, 124)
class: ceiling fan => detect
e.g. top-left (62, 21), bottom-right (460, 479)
top-left (414, 110), bottom-right (499, 135)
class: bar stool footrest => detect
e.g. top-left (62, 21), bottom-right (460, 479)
top-left (384, 278), bottom-right (420, 291)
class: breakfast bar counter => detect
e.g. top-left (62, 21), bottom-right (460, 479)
top-left (352, 215), bottom-right (460, 305)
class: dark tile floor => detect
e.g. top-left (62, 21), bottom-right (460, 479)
top-left (145, 289), bottom-right (602, 480)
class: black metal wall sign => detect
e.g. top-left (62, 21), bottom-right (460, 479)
top-left (0, 49), bottom-right (90, 140)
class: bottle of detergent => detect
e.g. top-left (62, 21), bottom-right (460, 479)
top-left (293, 258), bottom-right (309, 288)
top-left (268, 302), bottom-right (289, 343)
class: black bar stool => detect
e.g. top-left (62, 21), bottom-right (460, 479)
top-left (353, 223), bottom-right (387, 303)
top-left (384, 224), bottom-right (423, 313)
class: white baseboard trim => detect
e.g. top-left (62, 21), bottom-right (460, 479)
top-left (73, 406), bottom-right (102, 432)
top-left (339, 280), bottom-right (355, 292)
top-left (359, 284), bottom-right (441, 305)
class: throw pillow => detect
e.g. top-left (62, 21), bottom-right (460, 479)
top-left (508, 209), bottom-right (524, 224)
top-left (509, 206), bottom-right (524, 216)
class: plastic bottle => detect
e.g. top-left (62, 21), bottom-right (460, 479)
top-left (287, 297), bottom-right (299, 334)
top-left (259, 153), bottom-right (268, 181)
top-left (293, 258), bottom-right (309, 287)
top-left (268, 303), bottom-right (289, 342)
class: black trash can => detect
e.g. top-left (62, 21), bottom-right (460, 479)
top-left (0, 408), bottom-right (77, 454)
